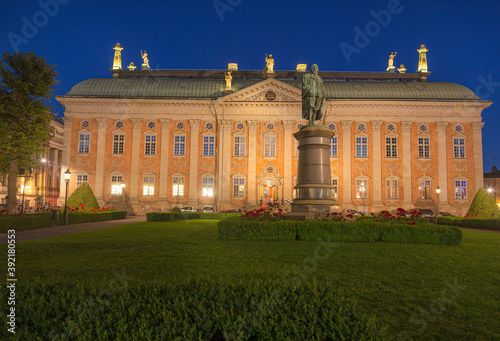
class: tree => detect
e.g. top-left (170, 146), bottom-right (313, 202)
top-left (0, 51), bottom-right (58, 214)
top-left (66, 183), bottom-right (99, 212)
top-left (467, 187), bottom-right (500, 218)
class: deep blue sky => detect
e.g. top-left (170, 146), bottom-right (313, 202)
top-left (1, 0), bottom-right (499, 171)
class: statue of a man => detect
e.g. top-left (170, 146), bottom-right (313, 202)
top-left (141, 50), bottom-right (150, 68)
top-left (265, 54), bottom-right (274, 73)
top-left (302, 64), bottom-right (326, 125)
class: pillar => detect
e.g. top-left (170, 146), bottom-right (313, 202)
top-left (94, 118), bottom-right (107, 204)
top-left (188, 119), bottom-right (201, 206)
top-left (59, 117), bottom-right (73, 206)
top-left (401, 121), bottom-right (413, 206)
top-left (371, 120), bottom-right (384, 207)
top-left (436, 121), bottom-right (449, 205)
top-left (219, 120), bottom-right (232, 206)
top-left (247, 120), bottom-right (258, 205)
top-left (158, 118), bottom-right (171, 204)
top-left (130, 118), bottom-right (143, 202)
top-left (341, 120), bottom-right (353, 206)
top-left (472, 122), bottom-right (485, 191)
top-left (282, 120), bottom-right (294, 201)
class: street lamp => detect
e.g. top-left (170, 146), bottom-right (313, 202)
top-left (64, 169), bottom-right (71, 225)
top-left (435, 186), bottom-right (441, 224)
top-left (40, 157), bottom-right (50, 208)
top-left (120, 181), bottom-right (126, 218)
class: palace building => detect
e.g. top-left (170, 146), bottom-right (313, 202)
top-left (55, 46), bottom-right (492, 215)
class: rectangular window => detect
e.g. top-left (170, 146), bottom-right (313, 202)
top-left (332, 179), bottom-right (338, 199)
top-left (455, 180), bottom-right (467, 200)
top-left (174, 136), bottom-right (186, 155)
top-left (264, 136), bottom-right (276, 157)
top-left (418, 137), bottom-right (430, 158)
top-left (173, 177), bottom-right (184, 196)
top-left (78, 134), bottom-right (90, 154)
top-left (201, 177), bottom-right (214, 197)
top-left (143, 176), bottom-right (155, 196)
top-left (419, 180), bottom-right (431, 199)
top-left (453, 138), bottom-right (465, 158)
top-left (356, 179), bottom-right (368, 199)
top-left (355, 137), bottom-right (367, 157)
top-left (76, 174), bottom-right (88, 187)
top-left (386, 179), bottom-right (399, 199)
top-left (234, 136), bottom-right (246, 156)
top-left (111, 175), bottom-right (123, 195)
top-left (203, 136), bottom-right (215, 156)
top-left (330, 137), bottom-right (338, 157)
top-left (385, 137), bottom-right (397, 158)
top-left (233, 178), bottom-right (245, 198)
top-left (145, 135), bottom-right (157, 155)
top-left (113, 134), bottom-right (124, 154)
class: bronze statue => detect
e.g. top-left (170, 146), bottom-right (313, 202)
top-left (225, 71), bottom-right (232, 90)
top-left (265, 54), bottom-right (275, 73)
top-left (302, 64), bottom-right (326, 125)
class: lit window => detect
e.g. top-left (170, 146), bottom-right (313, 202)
top-left (143, 176), bottom-right (155, 196)
top-left (173, 177), bottom-right (184, 196)
top-left (418, 137), bottom-right (430, 158)
top-left (233, 178), bottom-right (245, 198)
top-left (76, 174), bottom-right (88, 187)
top-left (385, 137), bottom-right (397, 157)
top-left (355, 137), bottom-right (367, 157)
top-left (455, 181), bottom-right (467, 200)
top-left (174, 135), bottom-right (186, 155)
top-left (234, 136), bottom-right (246, 156)
top-left (332, 179), bottom-right (338, 199)
top-left (202, 177), bottom-right (214, 197)
top-left (386, 179), bottom-right (398, 199)
top-left (330, 137), bottom-right (338, 157)
top-left (264, 135), bottom-right (276, 157)
top-left (356, 180), bottom-right (368, 199)
top-left (113, 134), bottom-right (124, 154)
top-left (111, 175), bottom-right (123, 195)
top-left (78, 134), bottom-right (90, 154)
top-left (203, 136), bottom-right (215, 156)
top-left (453, 138), bottom-right (465, 158)
top-left (419, 180), bottom-right (431, 199)
top-left (145, 135), bottom-right (156, 155)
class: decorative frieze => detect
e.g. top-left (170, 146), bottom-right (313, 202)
top-left (385, 163), bottom-right (399, 171)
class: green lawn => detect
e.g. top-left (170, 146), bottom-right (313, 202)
top-left (2, 219), bottom-right (500, 340)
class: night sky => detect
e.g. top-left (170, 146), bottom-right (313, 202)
top-left (1, 0), bottom-right (499, 171)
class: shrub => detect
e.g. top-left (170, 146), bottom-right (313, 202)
top-left (467, 188), bottom-right (500, 218)
top-left (438, 216), bottom-right (500, 231)
top-left (373, 223), bottom-right (462, 245)
top-left (170, 206), bottom-right (181, 213)
top-left (0, 279), bottom-right (385, 340)
top-left (240, 207), bottom-right (283, 221)
top-left (146, 212), bottom-right (207, 221)
top-left (66, 183), bottom-right (99, 212)
top-left (297, 221), bottom-right (379, 242)
top-left (218, 216), bottom-right (296, 241)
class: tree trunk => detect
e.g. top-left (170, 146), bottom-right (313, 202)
top-left (7, 161), bottom-right (18, 214)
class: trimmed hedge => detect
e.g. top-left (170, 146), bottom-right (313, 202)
top-left (438, 216), bottom-right (500, 231)
top-left (218, 217), bottom-right (463, 245)
top-left (0, 279), bottom-right (385, 340)
top-left (467, 187), bottom-right (500, 218)
top-left (356, 215), bottom-right (430, 224)
top-left (0, 211), bottom-right (127, 232)
top-left (66, 183), bottom-right (99, 212)
top-left (146, 212), bottom-right (239, 222)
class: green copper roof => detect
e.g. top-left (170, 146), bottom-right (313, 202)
top-left (63, 77), bottom-right (482, 101)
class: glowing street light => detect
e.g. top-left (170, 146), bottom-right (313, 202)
top-left (120, 182), bottom-right (126, 218)
top-left (64, 169), bottom-right (71, 225)
top-left (435, 186), bottom-right (441, 223)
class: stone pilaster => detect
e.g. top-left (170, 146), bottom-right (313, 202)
top-left (401, 121), bottom-right (413, 206)
top-left (436, 121), bottom-right (449, 205)
top-left (472, 122), bottom-right (485, 191)
top-left (282, 120), bottom-right (294, 202)
top-left (51, 148), bottom-right (59, 198)
top-left (341, 120), bottom-right (353, 205)
top-left (59, 117), bottom-right (73, 205)
top-left (219, 120), bottom-right (233, 206)
top-left (129, 118), bottom-right (143, 202)
top-left (247, 120), bottom-right (258, 205)
top-left (158, 118), bottom-right (171, 203)
top-left (94, 117), bottom-right (107, 204)
top-left (188, 119), bottom-right (201, 206)
top-left (371, 120), bottom-right (384, 206)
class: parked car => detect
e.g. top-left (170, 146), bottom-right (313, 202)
top-left (201, 206), bottom-right (215, 213)
top-left (180, 206), bottom-right (195, 213)
top-left (419, 209), bottom-right (434, 217)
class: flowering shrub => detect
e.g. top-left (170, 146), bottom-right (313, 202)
top-left (370, 208), bottom-right (425, 225)
top-left (66, 205), bottom-right (115, 213)
top-left (313, 212), bottom-right (353, 222)
top-left (240, 207), bottom-right (283, 221)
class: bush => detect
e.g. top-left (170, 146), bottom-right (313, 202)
top-left (0, 279), bottom-right (385, 340)
top-left (373, 222), bottom-right (462, 245)
top-left (218, 216), bottom-right (297, 241)
top-left (170, 206), bottom-right (181, 213)
top-left (297, 221), bottom-right (379, 242)
top-left (467, 188), bottom-right (500, 218)
top-left (66, 183), bottom-right (99, 212)
top-left (438, 216), bottom-right (500, 231)
top-left (146, 212), bottom-right (239, 222)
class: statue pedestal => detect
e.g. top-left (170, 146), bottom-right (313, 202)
top-left (386, 66), bottom-right (396, 73)
top-left (290, 125), bottom-right (337, 213)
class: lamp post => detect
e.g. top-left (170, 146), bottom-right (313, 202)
top-left (64, 169), bottom-right (71, 225)
top-left (121, 181), bottom-right (126, 219)
top-left (435, 186), bottom-right (441, 224)
top-left (40, 157), bottom-right (50, 208)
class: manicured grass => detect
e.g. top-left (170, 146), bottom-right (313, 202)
top-left (2, 219), bottom-right (499, 340)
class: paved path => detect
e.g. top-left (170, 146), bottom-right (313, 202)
top-left (0, 216), bottom-right (147, 244)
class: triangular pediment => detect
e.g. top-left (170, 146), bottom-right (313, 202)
top-left (220, 78), bottom-right (301, 103)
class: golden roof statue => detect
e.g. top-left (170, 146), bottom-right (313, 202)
top-left (127, 62), bottom-right (137, 71)
top-left (397, 64), bottom-right (407, 73)
top-left (417, 44), bottom-right (428, 72)
top-left (388, 52), bottom-right (397, 68)
top-left (225, 71), bottom-right (232, 90)
top-left (265, 54), bottom-right (275, 73)
top-left (112, 43), bottom-right (123, 70)
top-left (141, 50), bottom-right (150, 69)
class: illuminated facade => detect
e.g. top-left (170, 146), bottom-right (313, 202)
top-left (56, 66), bottom-right (491, 216)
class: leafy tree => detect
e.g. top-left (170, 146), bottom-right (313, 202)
top-left (66, 183), bottom-right (99, 211)
top-left (0, 51), bottom-right (58, 214)
top-left (467, 187), bottom-right (500, 218)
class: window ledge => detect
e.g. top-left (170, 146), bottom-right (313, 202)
top-left (355, 197), bottom-right (369, 201)
top-left (385, 198), bottom-right (400, 202)
top-left (418, 199), bottom-right (433, 202)
top-left (355, 157), bottom-right (369, 160)
top-left (453, 158), bottom-right (468, 162)
top-left (172, 155), bottom-right (186, 158)
top-left (454, 199), bottom-right (468, 202)
top-left (77, 153), bottom-right (90, 156)
top-left (263, 156), bottom-right (277, 160)
top-left (201, 155), bottom-right (215, 158)
top-left (233, 156), bottom-right (247, 159)
top-left (385, 157), bottom-right (399, 161)
top-left (330, 157), bottom-right (339, 160)
top-left (418, 158), bottom-right (432, 161)
top-left (111, 154), bottom-right (124, 157)
top-left (143, 154), bottom-right (157, 158)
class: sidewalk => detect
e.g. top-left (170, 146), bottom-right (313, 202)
top-left (0, 216), bottom-right (147, 244)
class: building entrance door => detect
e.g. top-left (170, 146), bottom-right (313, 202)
top-left (263, 179), bottom-right (277, 206)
